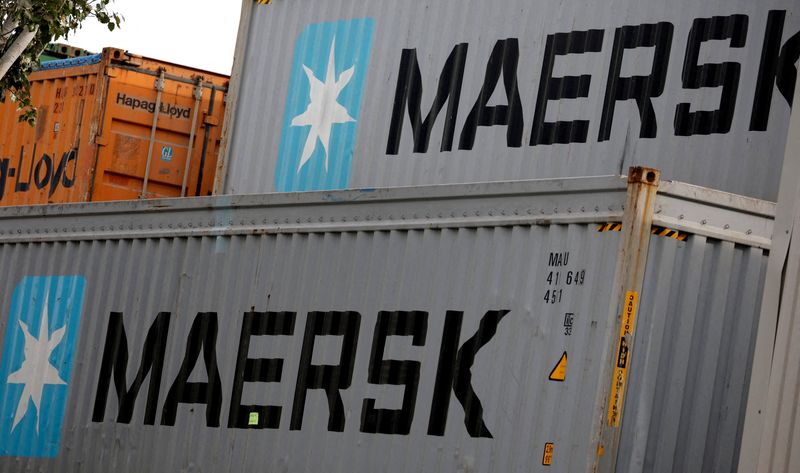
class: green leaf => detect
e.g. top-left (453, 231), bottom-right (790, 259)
top-left (0, 0), bottom-right (124, 122)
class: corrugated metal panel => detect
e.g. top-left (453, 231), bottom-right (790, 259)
top-left (736, 61), bottom-right (800, 473)
top-left (223, 0), bottom-right (799, 201)
top-left (0, 61), bottom-right (103, 206)
top-left (0, 176), bottom-right (774, 472)
top-left (754, 219), bottom-right (800, 472)
top-left (617, 235), bottom-right (767, 472)
top-left (0, 227), bottom-right (619, 472)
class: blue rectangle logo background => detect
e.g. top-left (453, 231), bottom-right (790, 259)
top-left (0, 276), bottom-right (86, 457)
top-left (275, 18), bottom-right (375, 192)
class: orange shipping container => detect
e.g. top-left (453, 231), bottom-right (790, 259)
top-left (0, 48), bottom-right (228, 206)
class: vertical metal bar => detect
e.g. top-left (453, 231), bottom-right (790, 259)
top-left (181, 80), bottom-right (204, 197)
top-left (141, 69), bottom-right (165, 199)
top-left (195, 85), bottom-right (216, 196)
top-left (738, 72), bottom-right (800, 473)
top-left (595, 166), bottom-right (660, 473)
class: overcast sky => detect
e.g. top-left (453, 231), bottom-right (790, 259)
top-left (60, 0), bottom-right (242, 75)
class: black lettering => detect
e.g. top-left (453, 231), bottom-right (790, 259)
top-left (33, 154), bottom-right (52, 190)
top-left (617, 337), bottom-right (629, 369)
top-left (531, 29), bottom-right (604, 145)
top-left (459, 39), bottom-right (524, 150)
top-left (427, 310), bottom-right (510, 438)
top-left (675, 15), bottom-right (748, 136)
top-left (61, 149), bottom-right (78, 188)
top-left (161, 312), bottom-right (223, 427)
top-left (386, 44), bottom-right (469, 154)
top-left (598, 22), bottom-right (674, 141)
top-left (290, 311), bottom-right (360, 432)
top-left (750, 10), bottom-right (800, 131)
top-left (0, 159), bottom-right (10, 200)
top-left (14, 144), bottom-right (34, 193)
top-left (548, 252), bottom-right (569, 267)
top-left (48, 151), bottom-right (68, 197)
top-left (228, 311), bottom-right (296, 429)
top-left (92, 312), bottom-right (171, 424)
top-left (360, 311), bottom-right (428, 435)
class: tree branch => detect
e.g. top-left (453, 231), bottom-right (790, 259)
top-left (0, 17), bottom-right (19, 49)
top-left (0, 0), bottom-right (32, 49)
top-left (0, 25), bottom-right (37, 82)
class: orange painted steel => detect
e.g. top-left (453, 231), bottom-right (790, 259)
top-left (0, 48), bottom-right (228, 206)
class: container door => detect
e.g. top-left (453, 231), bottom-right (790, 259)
top-left (90, 65), bottom-right (223, 201)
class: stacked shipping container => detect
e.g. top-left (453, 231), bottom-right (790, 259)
top-left (0, 48), bottom-right (228, 206)
top-left (220, 0), bottom-right (800, 201)
top-left (0, 173), bottom-right (775, 472)
top-left (0, 0), bottom-right (795, 471)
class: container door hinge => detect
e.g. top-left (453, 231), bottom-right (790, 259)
top-left (95, 135), bottom-right (110, 146)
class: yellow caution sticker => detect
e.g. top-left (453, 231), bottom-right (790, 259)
top-left (651, 226), bottom-right (688, 241)
top-left (256, 0), bottom-right (272, 5)
top-left (248, 412), bottom-right (259, 426)
top-left (597, 223), bottom-right (622, 233)
top-left (542, 443), bottom-right (554, 466)
top-left (607, 291), bottom-right (639, 427)
top-left (548, 352), bottom-right (568, 382)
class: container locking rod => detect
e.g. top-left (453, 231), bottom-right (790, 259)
top-left (181, 79), bottom-right (204, 197)
top-left (141, 69), bottom-right (165, 199)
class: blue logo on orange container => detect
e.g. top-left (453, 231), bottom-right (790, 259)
top-left (276, 18), bottom-right (375, 192)
top-left (0, 276), bottom-right (86, 457)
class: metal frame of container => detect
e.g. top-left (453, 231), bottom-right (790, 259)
top-left (0, 169), bottom-right (773, 472)
top-left (737, 71), bottom-right (800, 473)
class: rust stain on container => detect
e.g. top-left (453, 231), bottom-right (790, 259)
top-left (0, 48), bottom-right (228, 206)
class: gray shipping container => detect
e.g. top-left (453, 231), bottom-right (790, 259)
top-left (0, 168), bottom-right (773, 472)
top-left (219, 0), bottom-right (799, 201)
top-left (736, 72), bottom-right (800, 473)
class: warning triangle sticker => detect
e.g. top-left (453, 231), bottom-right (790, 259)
top-left (549, 352), bottom-right (568, 382)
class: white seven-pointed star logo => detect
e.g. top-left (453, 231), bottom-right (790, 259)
top-left (291, 37), bottom-right (356, 172)
top-left (7, 295), bottom-right (66, 433)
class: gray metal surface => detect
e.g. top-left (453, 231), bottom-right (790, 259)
top-left (0, 176), bottom-right (774, 249)
top-left (0, 175), bottom-right (774, 472)
top-left (749, 216), bottom-right (800, 472)
top-left (0, 218), bottom-right (620, 473)
top-left (223, 0), bottom-right (799, 201)
top-left (0, 175), bottom-right (630, 242)
top-left (738, 64), bottom-right (800, 473)
top-left (618, 235), bottom-right (767, 473)
top-left (655, 181), bottom-right (775, 249)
